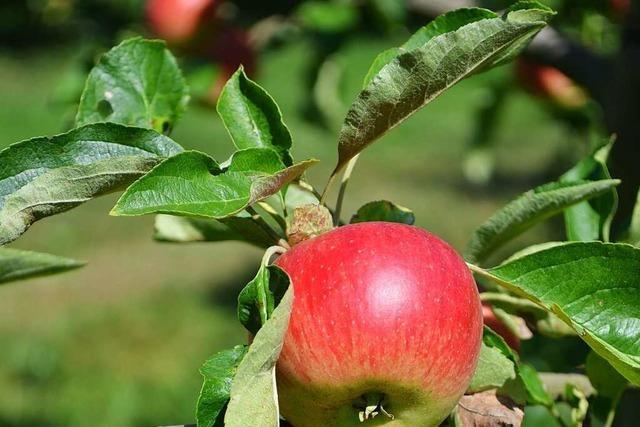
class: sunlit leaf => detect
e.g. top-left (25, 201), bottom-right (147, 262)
top-left (0, 123), bottom-right (182, 244)
top-left (473, 242), bottom-right (640, 385)
top-left (111, 149), bottom-right (317, 218)
top-left (335, 3), bottom-right (553, 172)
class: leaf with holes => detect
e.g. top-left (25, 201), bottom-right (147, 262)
top-left (335, 3), bottom-right (554, 172)
top-left (218, 68), bottom-right (293, 165)
top-left (473, 242), bottom-right (640, 385)
top-left (0, 123), bottom-right (182, 244)
top-left (76, 37), bottom-right (189, 133)
top-left (111, 148), bottom-right (317, 218)
top-left (0, 248), bottom-right (84, 285)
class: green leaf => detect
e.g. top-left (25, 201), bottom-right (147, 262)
top-left (586, 351), bottom-right (626, 427)
top-left (217, 68), bottom-right (293, 165)
top-left (335, 4), bottom-right (553, 172)
top-left (465, 179), bottom-right (619, 264)
top-left (196, 345), bottom-right (248, 427)
top-left (469, 327), bottom-right (517, 393)
top-left (523, 406), bottom-right (562, 427)
top-left (350, 200), bottom-right (415, 225)
top-left (76, 38), bottom-right (189, 133)
top-left (586, 351), bottom-right (627, 399)
top-left (518, 364), bottom-right (553, 407)
top-left (363, 8), bottom-right (496, 87)
top-left (0, 248), bottom-right (84, 284)
top-left (111, 149), bottom-right (318, 218)
top-left (238, 250), bottom-right (290, 335)
top-left (471, 328), bottom-right (552, 406)
top-left (225, 286), bottom-right (293, 427)
top-left (153, 213), bottom-right (275, 248)
top-left (0, 123), bottom-right (182, 244)
top-left (561, 140), bottom-right (617, 242)
top-left (473, 242), bottom-right (640, 386)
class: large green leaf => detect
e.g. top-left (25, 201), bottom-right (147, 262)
top-left (196, 345), bottom-right (248, 427)
top-left (153, 213), bottom-right (275, 248)
top-left (334, 3), bottom-right (553, 172)
top-left (0, 248), bottom-right (84, 284)
top-left (111, 148), bottom-right (317, 218)
top-left (0, 123), bottom-right (182, 244)
top-left (217, 68), bottom-right (293, 165)
top-left (472, 242), bottom-right (640, 385)
top-left (225, 287), bottom-right (293, 427)
top-left (561, 141), bottom-right (617, 242)
top-left (350, 200), bottom-right (415, 225)
top-left (76, 38), bottom-right (189, 133)
top-left (465, 180), bottom-right (619, 264)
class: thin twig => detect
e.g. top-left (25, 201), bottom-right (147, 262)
top-left (246, 205), bottom-right (290, 249)
top-left (333, 155), bottom-right (360, 226)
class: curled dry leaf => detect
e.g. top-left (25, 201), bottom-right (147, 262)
top-left (456, 390), bottom-right (524, 427)
top-left (286, 204), bottom-right (334, 245)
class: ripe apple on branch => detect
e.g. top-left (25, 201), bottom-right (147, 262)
top-left (1, 2), bottom-right (638, 427)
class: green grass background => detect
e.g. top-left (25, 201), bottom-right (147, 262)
top-left (0, 34), bottom-right (584, 426)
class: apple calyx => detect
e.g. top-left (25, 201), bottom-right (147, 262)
top-left (356, 393), bottom-right (395, 423)
top-left (286, 204), bottom-right (334, 246)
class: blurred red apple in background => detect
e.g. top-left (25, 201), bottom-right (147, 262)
top-left (482, 303), bottom-right (521, 352)
top-left (274, 222), bottom-right (483, 426)
top-left (146, 0), bottom-right (216, 44)
top-left (516, 58), bottom-right (587, 109)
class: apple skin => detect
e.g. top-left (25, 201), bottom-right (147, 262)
top-left (146, 0), bottom-right (216, 44)
top-left (274, 222), bottom-right (483, 427)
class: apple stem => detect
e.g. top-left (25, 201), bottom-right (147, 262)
top-left (356, 392), bottom-right (395, 423)
top-left (333, 154), bottom-right (360, 226)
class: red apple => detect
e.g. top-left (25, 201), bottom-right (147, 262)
top-left (515, 58), bottom-right (587, 109)
top-left (482, 303), bottom-right (521, 352)
top-left (274, 222), bottom-right (483, 426)
top-left (146, 0), bottom-right (216, 44)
